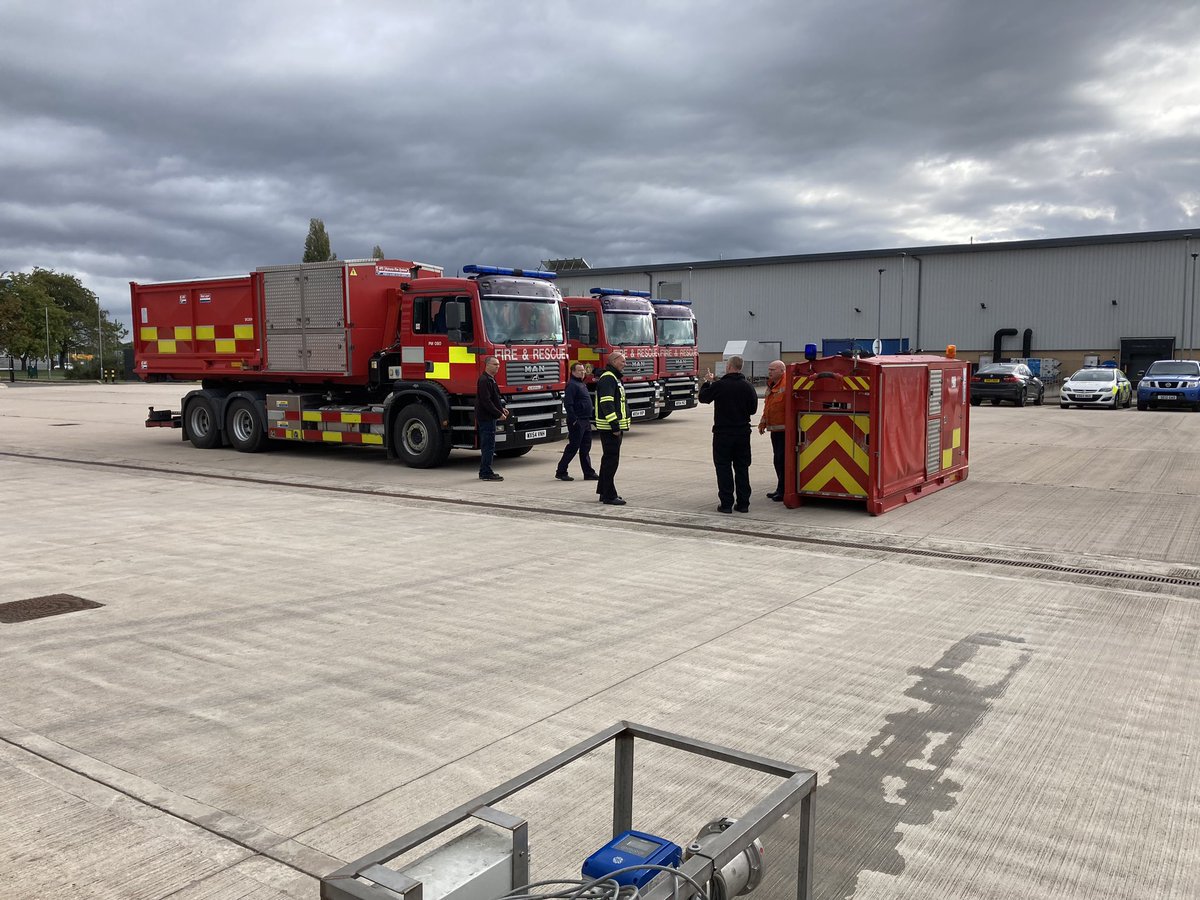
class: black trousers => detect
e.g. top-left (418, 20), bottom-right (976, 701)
top-left (713, 431), bottom-right (752, 509)
top-left (557, 420), bottom-right (596, 477)
top-left (597, 430), bottom-right (623, 501)
top-left (770, 430), bottom-right (785, 495)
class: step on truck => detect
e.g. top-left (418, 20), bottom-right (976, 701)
top-left (132, 260), bottom-right (568, 467)
top-left (562, 288), bottom-right (661, 422)
top-left (651, 298), bottom-right (699, 419)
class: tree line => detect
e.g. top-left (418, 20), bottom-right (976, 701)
top-left (0, 269), bottom-right (126, 376)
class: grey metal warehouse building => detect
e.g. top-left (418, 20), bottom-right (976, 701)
top-left (550, 228), bottom-right (1200, 378)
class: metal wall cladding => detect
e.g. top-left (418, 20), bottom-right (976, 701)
top-left (263, 270), bottom-right (304, 329)
top-left (303, 266), bottom-right (345, 328)
top-left (554, 235), bottom-right (1197, 353)
top-left (306, 333), bottom-right (347, 371)
top-left (261, 262), bottom-right (348, 373)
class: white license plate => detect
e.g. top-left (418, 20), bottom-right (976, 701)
top-left (1158, 394), bottom-right (1178, 401)
top-left (524, 429), bottom-right (547, 440)
top-left (674, 399), bottom-right (688, 406)
top-left (632, 409), bottom-right (647, 417)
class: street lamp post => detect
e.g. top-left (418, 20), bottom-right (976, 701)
top-left (45, 306), bottom-right (51, 378)
top-left (98, 305), bottom-right (104, 382)
top-left (876, 268), bottom-right (886, 345)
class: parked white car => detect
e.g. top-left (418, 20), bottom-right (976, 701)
top-left (1060, 368), bottom-right (1132, 409)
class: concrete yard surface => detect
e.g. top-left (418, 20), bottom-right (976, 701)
top-left (2, 382), bottom-right (1199, 899)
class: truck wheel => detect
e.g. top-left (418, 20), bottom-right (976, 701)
top-left (394, 405), bottom-right (449, 468)
top-left (186, 397), bottom-right (222, 449)
top-left (496, 446), bottom-right (532, 459)
top-left (970, 398), bottom-right (981, 406)
top-left (225, 398), bottom-right (266, 452)
top-left (656, 409), bottom-right (673, 420)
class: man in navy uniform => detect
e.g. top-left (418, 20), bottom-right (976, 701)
top-left (555, 362), bottom-right (598, 481)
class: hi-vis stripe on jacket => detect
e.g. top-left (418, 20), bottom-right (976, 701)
top-left (594, 369), bottom-right (630, 432)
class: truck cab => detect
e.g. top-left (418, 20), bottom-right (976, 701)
top-left (651, 299), bottom-right (699, 419)
top-left (563, 288), bottom-right (660, 422)
top-left (385, 265), bottom-right (568, 463)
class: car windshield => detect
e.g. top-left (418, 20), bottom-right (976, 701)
top-left (977, 365), bottom-right (1017, 375)
top-left (1145, 361), bottom-right (1200, 376)
top-left (656, 318), bottom-right (696, 346)
top-left (603, 311), bottom-right (655, 346)
top-left (1070, 370), bottom-right (1116, 382)
top-left (481, 298), bottom-right (564, 344)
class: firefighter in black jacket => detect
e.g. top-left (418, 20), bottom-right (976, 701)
top-left (594, 352), bottom-right (630, 505)
top-left (555, 363), bottom-right (598, 481)
top-left (475, 355), bottom-right (510, 481)
top-left (699, 355), bottom-right (759, 513)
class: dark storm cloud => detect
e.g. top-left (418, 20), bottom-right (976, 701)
top-left (0, 0), bottom-right (1197, 328)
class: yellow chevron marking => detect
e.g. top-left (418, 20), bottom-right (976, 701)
top-left (234, 324), bottom-right (254, 339)
top-left (140, 326), bottom-right (158, 341)
top-left (322, 431), bottom-right (343, 442)
top-left (215, 339), bottom-right (237, 353)
top-left (449, 346), bottom-right (476, 364)
top-left (855, 376), bottom-right (871, 390)
top-left (427, 361), bottom-right (450, 380)
top-left (195, 325), bottom-right (215, 340)
top-left (801, 421), bottom-right (870, 472)
top-left (362, 433), bottom-right (384, 445)
top-left (952, 427), bottom-right (961, 449)
top-left (174, 326), bottom-right (192, 340)
top-left (157, 340), bottom-right (177, 354)
top-left (302, 411), bottom-right (322, 422)
top-left (340, 413), bottom-right (361, 424)
top-left (942, 448), bottom-right (953, 469)
top-left (793, 376), bottom-right (813, 391)
top-left (802, 458), bottom-right (867, 497)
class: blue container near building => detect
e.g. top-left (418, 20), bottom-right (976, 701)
top-left (822, 338), bottom-right (911, 356)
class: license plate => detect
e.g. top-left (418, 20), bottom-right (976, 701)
top-left (674, 399), bottom-right (688, 406)
top-left (632, 409), bottom-right (647, 417)
top-left (984, 378), bottom-right (1000, 383)
top-left (524, 429), bottom-right (547, 440)
top-left (1158, 394), bottom-right (1178, 401)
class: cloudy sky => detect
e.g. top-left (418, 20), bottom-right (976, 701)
top-left (2, 0), bottom-right (1198, 331)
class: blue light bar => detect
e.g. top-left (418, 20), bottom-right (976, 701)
top-left (649, 298), bottom-right (693, 306)
top-left (463, 264), bottom-right (557, 281)
top-left (590, 288), bottom-right (651, 297)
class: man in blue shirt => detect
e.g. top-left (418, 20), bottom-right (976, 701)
top-left (556, 363), bottom-right (599, 481)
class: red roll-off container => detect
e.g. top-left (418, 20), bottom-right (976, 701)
top-left (783, 354), bottom-right (970, 515)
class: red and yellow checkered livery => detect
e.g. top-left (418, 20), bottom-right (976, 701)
top-left (265, 396), bottom-right (386, 445)
top-left (132, 275), bottom-right (260, 377)
top-left (784, 353), bottom-right (970, 515)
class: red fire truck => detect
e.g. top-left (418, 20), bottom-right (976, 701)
top-left (132, 261), bottom-right (568, 467)
top-left (562, 288), bottom-right (660, 422)
top-left (651, 298), bottom-right (699, 419)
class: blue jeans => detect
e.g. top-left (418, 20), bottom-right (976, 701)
top-left (478, 418), bottom-right (497, 477)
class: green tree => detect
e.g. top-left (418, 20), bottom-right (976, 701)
top-left (303, 218), bottom-right (337, 262)
top-left (27, 269), bottom-right (102, 366)
top-left (371, 245), bottom-right (385, 260)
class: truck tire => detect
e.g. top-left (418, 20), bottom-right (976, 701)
top-left (656, 409), bottom-right (673, 420)
top-left (186, 397), bottom-right (222, 449)
top-left (495, 446), bottom-right (532, 459)
top-left (225, 398), bottom-right (266, 453)
top-left (394, 405), bottom-right (449, 468)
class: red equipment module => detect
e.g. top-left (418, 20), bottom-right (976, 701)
top-left (783, 353), bottom-right (970, 515)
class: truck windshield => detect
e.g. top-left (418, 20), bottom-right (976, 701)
top-left (603, 311), bottom-right (655, 346)
top-left (656, 318), bottom-right (696, 346)
top-left (481, 297), bottom-right (564, 344)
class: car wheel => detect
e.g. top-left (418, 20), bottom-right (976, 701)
top-left (970, 398), bottom-right (982, 407)
top-left (1015, 390), bottom-right (1027, 407)
top-left (990, 398), bottom-right (1000, 406)
top-left (1136, 397), bottom-right (1147, 411)
top-left (1034, 389), bottom-right (1045, 406)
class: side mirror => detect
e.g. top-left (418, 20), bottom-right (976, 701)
top-left (445, 299), bottom-right (465, 329)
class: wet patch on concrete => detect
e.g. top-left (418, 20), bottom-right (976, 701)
top-left (0, 594), bottom-right (103, 624)
top-left (816, 632), bottom-right (1032, 899)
